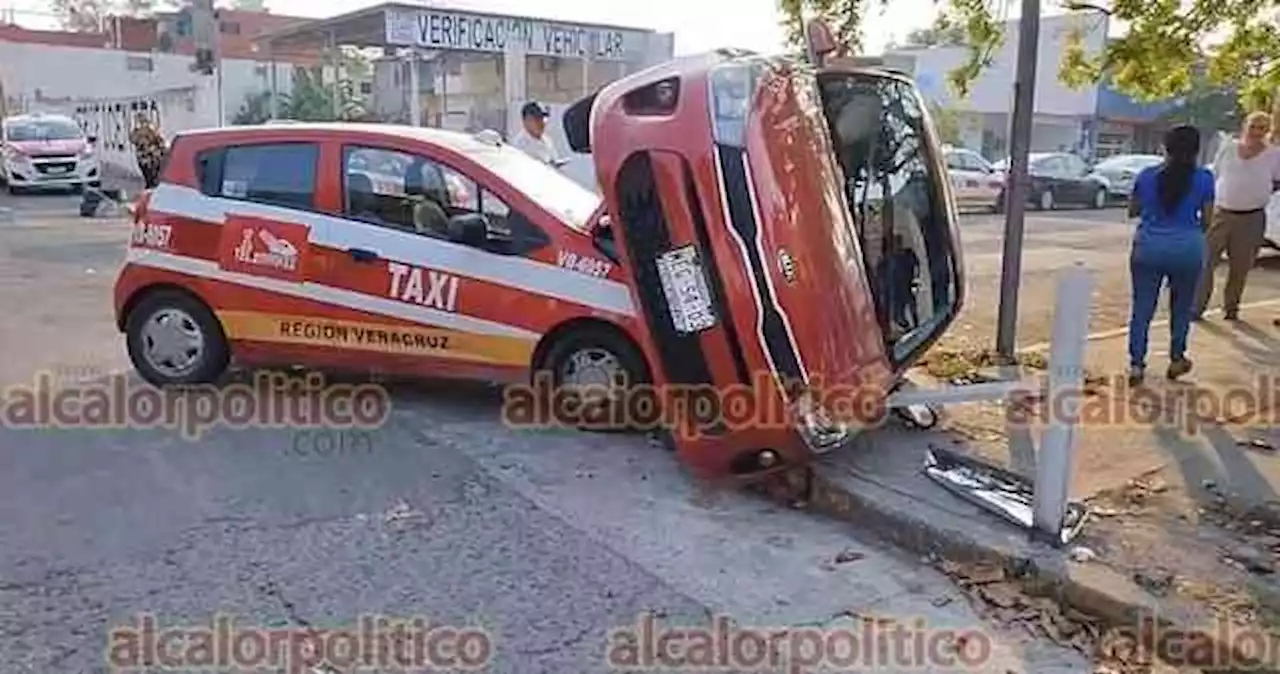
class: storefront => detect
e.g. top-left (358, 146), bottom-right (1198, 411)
top-left (258, 3), bottom-right (674, 143)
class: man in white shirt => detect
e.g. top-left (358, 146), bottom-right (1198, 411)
top-left (511, 101), bottom-right (567, 168)
top-left (1194, 111), bottom-right (1280, 320)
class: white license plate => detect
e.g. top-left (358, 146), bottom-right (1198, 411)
top-left (44, 166), bottom-right (70, 174)
top-left (655, 245), bottom-right (717, 334)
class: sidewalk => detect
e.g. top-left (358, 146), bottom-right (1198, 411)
top-left (761, 314), bottom-right (1280, 671)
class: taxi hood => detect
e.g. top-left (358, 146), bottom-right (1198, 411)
top-left (9, 137), bottom-right (86, 156)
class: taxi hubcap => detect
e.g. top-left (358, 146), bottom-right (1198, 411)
top-left (561, 348), bottom-right (625, 399)
top-left (140, 308), bottom-right (205, 378)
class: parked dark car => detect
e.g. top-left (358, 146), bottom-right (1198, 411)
top-left (992, 152), bottom-right (1111, 210)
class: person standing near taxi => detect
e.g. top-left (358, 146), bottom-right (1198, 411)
top-left (129, 113), bottom-right (166, 189)
top-left (1192, 111), bottom-right (1280, 320)
top-left (511, 101), bottom-right (567, 168)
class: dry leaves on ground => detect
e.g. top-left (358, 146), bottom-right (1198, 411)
top-left (934, 559), bottom-right (1185, 674)
top-left (1087, 471), bottom-right (1171, 518)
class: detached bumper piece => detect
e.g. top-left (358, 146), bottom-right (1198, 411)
top-left (923, 445), bottom-right (1088, 545)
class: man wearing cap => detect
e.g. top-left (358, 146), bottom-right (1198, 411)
top-left (512, 101), bottom-right (566, 167)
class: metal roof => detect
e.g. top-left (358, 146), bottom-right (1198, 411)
top-left (256, 2), bottom-right (659, 51)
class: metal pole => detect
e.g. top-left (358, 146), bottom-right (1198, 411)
top-left (268, 45), bottom-right (278, 121)
top-left (329, 31), bottom-right (339, 120)
top-left (407, 51), bottom-right (422, 127)
top-left (995, 0), bottom-right (1041, 358)
top-left (1033, 262), bottom-right (1091, 543)
top-left (215, 41), bottom-right (224, 126)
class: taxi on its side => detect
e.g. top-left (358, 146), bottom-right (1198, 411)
top-left (114, 123), bottom-right (644, 391)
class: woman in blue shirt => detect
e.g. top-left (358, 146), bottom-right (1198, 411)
top-left (1127, 125), bottom-right (1214, 385)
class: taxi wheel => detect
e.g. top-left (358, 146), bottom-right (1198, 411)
top-left (125, 290), bottom-right (230, 387)
top-left (540, 328), bottom-right (650, 434)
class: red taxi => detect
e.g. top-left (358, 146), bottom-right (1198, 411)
top-left (114, 124), bottom-right (645, 395)
top-left (562, 22), bottom-right (964, 478)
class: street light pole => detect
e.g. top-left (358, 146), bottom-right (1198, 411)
top-left (995, 0), bottom-right (1042, 358)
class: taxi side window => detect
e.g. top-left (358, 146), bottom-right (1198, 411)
top-left (199, 142), bottom-right (318, 210)
top-left (341, 145), bottom-right (549, 256)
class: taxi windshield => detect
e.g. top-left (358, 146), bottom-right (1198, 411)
top-left (4, 117), bottom-right (83, 142)
top-left (468, 143), bottom-right (601, 232)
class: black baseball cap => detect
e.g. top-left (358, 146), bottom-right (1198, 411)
top-left (520, 101), bottom-right (550, 119)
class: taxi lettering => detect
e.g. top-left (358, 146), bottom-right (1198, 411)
top-left (131, 222), bottom-right (172, 249)
top-left (556, 250), bottom-right (612, 279)
top-left (387, 261), bottom-right (460, 312)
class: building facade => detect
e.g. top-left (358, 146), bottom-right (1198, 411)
top-left (882, 13), bottom-right (1178, 162)
top-left (364, 6), bottom-right (673, 143)
top-left (1090, 79), bottom-right (1178, 157)
top-left (886, 13), bottom-right (1110, 159)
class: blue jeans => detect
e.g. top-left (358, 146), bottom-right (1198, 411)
top-left (1128, 236), bottom-right (1206, 368)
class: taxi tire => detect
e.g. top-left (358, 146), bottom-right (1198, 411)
top-left (125, 290), bottom-right (230, 387)
top-left (540, 327), bottom-right (650, 435)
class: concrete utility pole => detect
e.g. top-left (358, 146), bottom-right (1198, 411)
top-left (995, 0), bottom-right (1042, 358)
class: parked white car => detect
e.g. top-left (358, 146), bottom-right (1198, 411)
top-left (1090, 153), bottom-right (1163, 198)
top-left (1, 112), bottom-right (101, 193)
top-left (943, 146), bottom-right (1005, 212)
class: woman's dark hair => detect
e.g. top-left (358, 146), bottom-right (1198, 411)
top-left (1157, 125), bottom-right (1201, 214)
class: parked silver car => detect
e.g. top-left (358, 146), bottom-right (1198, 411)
top-left (1090, 153), bottom-right (1163, 198)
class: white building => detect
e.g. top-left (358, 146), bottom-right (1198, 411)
top-left (258, 3), bottom-right (672, 146)
top-left (885, 13), bottom-right (1109, 158)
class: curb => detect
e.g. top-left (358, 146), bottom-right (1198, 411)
top-left (754, 463), bottom-right (1280, 673)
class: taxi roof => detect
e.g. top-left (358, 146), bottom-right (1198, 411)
top-left (178, 122), bottom-right (505, 155)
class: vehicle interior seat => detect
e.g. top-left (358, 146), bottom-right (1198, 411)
top-left (345, 172), bottom-right (381, 223)
top-left (404, 161), bottom-right (450, 238)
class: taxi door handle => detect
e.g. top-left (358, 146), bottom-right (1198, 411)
top-left (346, 247), bottom-right (380, 263)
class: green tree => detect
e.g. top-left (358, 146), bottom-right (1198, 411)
top-left (1058, 0), bottom-right (1280, 111)
top-left (779, 0), bottom-right (1003, 94)
top-left (778, 0), bottom-right (1280, 110)
top-left (898, 22), bottom-right (969, 48)
top-left (232, 67), bottom-right (365, 125)
top-left (927, 102), bottom-right (963, 144)
top-left (52, 0), bottom-right (171, 30)
top-left (51, 0), bottom-right (109, 31)
top-left (1158, 82), bottom-right (1242, 131)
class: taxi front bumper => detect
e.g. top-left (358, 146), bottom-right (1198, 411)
top-left (5, 154), bottom-right (100, 189)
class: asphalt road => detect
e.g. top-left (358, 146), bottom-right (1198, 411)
top-left (947, 206), bottom-right (1280, 349)
top-left (0, 190), bottom-right (1202, 674)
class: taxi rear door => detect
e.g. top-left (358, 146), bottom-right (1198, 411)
top-left (309, 142), bottom-right (552, 382)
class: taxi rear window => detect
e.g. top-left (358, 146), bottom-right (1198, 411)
top-left (195, 141), bottom-right (318, 210)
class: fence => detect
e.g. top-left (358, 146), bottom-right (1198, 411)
top-left (38, 84), bottom-right (219, 180)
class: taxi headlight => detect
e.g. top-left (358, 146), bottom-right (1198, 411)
top-left (791, 389), bottom-right (850, 454)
